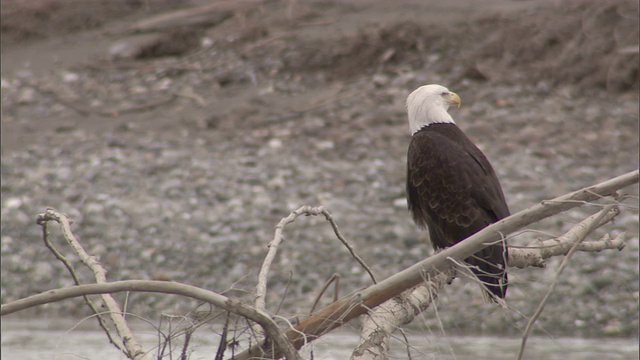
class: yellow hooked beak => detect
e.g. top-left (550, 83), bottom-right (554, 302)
top-left (446, 92), bottom-right (461, 108)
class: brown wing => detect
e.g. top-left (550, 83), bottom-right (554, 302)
top-left (407, 126), bottom-right (509, 246)
top-left (406, 124), bottom-right (509, 299)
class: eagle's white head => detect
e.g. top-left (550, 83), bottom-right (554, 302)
top-left (406, 84), bottom-right (461, 135)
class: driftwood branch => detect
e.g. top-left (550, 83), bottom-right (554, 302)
top-left (252, 206), bottom-right (320, 341)
top-left (352, 270), bottom-right (453, 359)
top-left (0, 280), bottom-right (301, 360)
top-left (28, 209), bottom-right (301, 360)
top-left (255, 206), bottom-right (375, 316)
top-left (234, 170), bottom-right (638, 359)
top-left (319, 207), bottom-right (377, 284)
top-left (39, 211), bottom-right (129, 357)
top-left (253, 205), bottom-right (375, 351)
top-left (508, 205), bottom-right (624, 268)
top-left (1, 171), bottom-right (636, 359)
top-left (36, 209), bottom-right (148, 360)
top-left (256, 206), bottom-right (317, 315)
top-left (352, 204), bottom-right (623, 360)
top-left (127, 0), bottom-right (261, 33)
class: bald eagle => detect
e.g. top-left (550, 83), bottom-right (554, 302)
top-left (405, 84), bottom-right (508, 300)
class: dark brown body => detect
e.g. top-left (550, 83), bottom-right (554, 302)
top-left (407, 123), bottom-right (509, 299)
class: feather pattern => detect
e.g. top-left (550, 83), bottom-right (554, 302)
top-left (407, 122), bottom-right (509, 299)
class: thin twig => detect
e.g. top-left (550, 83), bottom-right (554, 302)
top-left (109, 94), bottom-right (177, 117)
top-left (215, 313), bottom-right (230, 360)
top-left (333, 274), bottom-right (340, 303)
top-left (398, 328), bottom-right (413, 360)
top-left (242, 34), bottom-right (287, 55)
top-left (293, 19), bottom-right (336, 28)
top-left (319, 207), bottom-right (377, 284)
top-left (309, 273), bottom-right (340, 315)
top-left (157, 316), bottom-right (168, 359)
top-left (180, 328), bottom-right (193, 360)
top-left (275, 271), bottom-right (294, 317)
top-left (263, 87), bottom-right (368, 127)
top-left (292, 87), bottom-right (366, 114)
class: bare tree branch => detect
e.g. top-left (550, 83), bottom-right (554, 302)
top-left (352, 205), bottom-right (623, 360)
top-left (256, 205), bottom-right (376, 312)
top-left (352, 271), bottom-right (453, 360)
top-left (2, 171), bottom-right (636, 360)
top-left (39, 211), bottom-right (129, 357)
top-left (234, 170), bottom-right (638, 359)
top-left (508, 205), bottom-right (624, 268)
top-left (254, 205), bottom-right (376, 335)
top-left (256, 206), bottom-right (319, 315)
top-left (310, 273), bottom-right (341, 315)
top-left (0, 280), bottom-right (301, 360)
top-left (253, 205), bottom-right (317, 342)
top-left (318, 207), bottom-right (377, 284)
top-left (37, 208), bottom-right (149, 360)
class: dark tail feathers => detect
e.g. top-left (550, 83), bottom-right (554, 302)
top-left (467, 243), bottom-right (508, 301)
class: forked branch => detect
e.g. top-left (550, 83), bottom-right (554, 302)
top-left (37, 209), bottom-right (148, 360)
top-left (0, 280), bottom-right (301, 360)
top-left (2, 171), bottom-right (637, 360)
top-left (353, 205), bottom-right (624, 360)
top-left (234, 170), bottom-right (638, 359)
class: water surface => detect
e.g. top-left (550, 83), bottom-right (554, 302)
top-left (2, 318), bottom-right (637, 359)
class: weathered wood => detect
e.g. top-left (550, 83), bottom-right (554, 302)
top-left (128, 0), bottom-right (263, 33)
top-left (234, 170), bottom-right (639, 359)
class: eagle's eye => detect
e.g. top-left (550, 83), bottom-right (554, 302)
top-left (441, 92), bottom-right (448, 96)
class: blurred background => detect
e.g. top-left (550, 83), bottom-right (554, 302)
top-left (1, 0), bottom-right (638, 358)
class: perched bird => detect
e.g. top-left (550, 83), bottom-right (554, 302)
top-left (405, 84), bottom-right (509, 300)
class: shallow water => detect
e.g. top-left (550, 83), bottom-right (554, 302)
top-left (1, 318), bottom-right (638, 360)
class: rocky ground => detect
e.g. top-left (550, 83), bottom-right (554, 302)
top-left (1, 0), bottom-right (638, 339)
